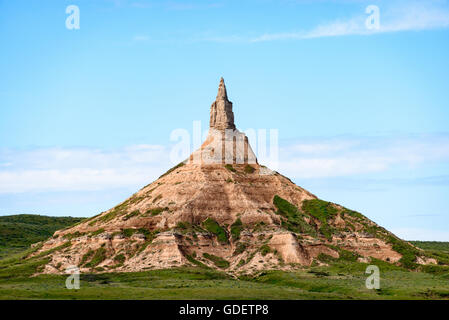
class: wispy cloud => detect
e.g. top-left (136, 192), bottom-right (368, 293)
top-left (0, 145), bottom-right (170, 193)
top-left (278, 134), bottom-right (449, 179)
top-left (205, 1), bottom-right (449, 42)
top-left (1, 134), bottom-right (449, 193)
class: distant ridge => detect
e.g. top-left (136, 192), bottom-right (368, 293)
top-left (0, 214), bottom-right (84, 259)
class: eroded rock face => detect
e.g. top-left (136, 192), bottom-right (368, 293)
top-left (209, 78), bottom-right (235, 130)
top-left (189, 129), bottom-right (257, 165)
top-left (29, 78), bottom-right (433, 275)
top-left (193, 78), bottom-right (256, 165)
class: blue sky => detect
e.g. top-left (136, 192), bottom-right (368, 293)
top-left (1, 0), bottom-right (449, 240)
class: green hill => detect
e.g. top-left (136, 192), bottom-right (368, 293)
top-left (0, 214), bottom-right (85, 259)
top-left (410, 241), bottom-right (449, 253)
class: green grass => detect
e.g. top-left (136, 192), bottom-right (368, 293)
top-left (410, 241), bottom-right (449, 269)
top-left (233, 242), bottom-right (248, 256)
top-left (301, 199), bottom-right (338, 241)
top-left (0, 214), bottom-right (84, 259)
top-left (202, 253), bottom-right (230, 269)
top-left (144, 207), bottom-right (168, 217)
top-left (260, 244), bottom-right (271, 256)
top-left (84, 247), bottom-right (107, 268)
top-left (63, 231), bottom-right (86, 240)
top-left (90, 228), bottom-right (105, 237)
top-left (273, 195), bottom-right (316, 236)
top-left (114, 254), bottom-right (126, 264)
top-left (185, 254), bottom-right (209, 268)
top-left (386, 235), bottom-right (420, 269)
top-left (302, 199), bottom-right (338, 223)
top-left (97, 201), bottom-right (130, 223)
top-left (122, 229), bottom-right (137, 237)
top-left (122, 210), bottom-right (140, 221)
top-left (410, 241), bottom-right (449, 252)
top-left (0, 240), bottom-right (449, 300)
top-left (230, 218), bottom-right (243, 240)
top-left (202, 218), bottom-right (228, 243)
top-left (1, 254), bottom-right (449, 299)
top-left (1, 217), bottom-right (449, 300)
top-left (243, 165), bottom-right (255, 174)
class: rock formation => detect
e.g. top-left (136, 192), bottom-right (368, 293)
top-left (191, 78), bottom-right (256, 165)
top-left (209, 77), bottom-right (235, 130)
top-left (29, 78), bottom-right (438, 275)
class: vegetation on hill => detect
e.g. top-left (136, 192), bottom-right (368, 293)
top-left (0, 246), bottom-right (449, 299)
top-left (0, 214), bottom-right (84, 259)
top-left (410, 241), bottom-right (449, 253)
top-left (0, 214), bottom-right (449, 299)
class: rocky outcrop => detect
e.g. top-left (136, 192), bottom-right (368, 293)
top-left (191, 78), bottom-right (257, 165)
top-left (29, 78), bottom-right (438, 275)
top-left (209, 77), bottom-right (235, 130)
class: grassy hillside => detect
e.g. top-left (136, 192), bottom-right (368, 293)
top-left (410, 241), bottom-right (449, 253)
top-left (0, 214), bottom-right (84, 259)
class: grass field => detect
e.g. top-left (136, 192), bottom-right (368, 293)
top-left (1, 215), bottom-right (448, 300)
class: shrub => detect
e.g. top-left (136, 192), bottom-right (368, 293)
top-left (63, 231), bottom-right (85, 240)
top-left (260, 244), bottom-right (271, 256)
top-left (230, 218), bottom-right (243, 240)
top-left (202, 218), bottom-right (228, 243)
top-left (273, 195), bottom-right (316, 235)
top-left (244, 165), bottom-right (255, 174)
top-left (122, 229), bottom-right (137, 237)
top-left (114, 253), bottom-right (126, 264)
top-left (233, 242), bottom-right (248, 256)
top-left (387, 235), bottom-right (419, 269)
top-left (90, 228), bottom-right (105, 237)
top-left (123, 210), bottom-right (140, 221)
top-left (302, 199), bottom-right (338, 240)
top-left (185, 254), bottom-right (208, 268)
top-left (80, 249), bottom-right (95, 266)
top-left (338, 249), bottom-right (359, 262)
top-left (99, 200), bottom-right (130, 222)
top-left (84, 247), bottom-right (107, 268)
top-left (317, 253), bottom-right (337, 263)
top-left (203, 253), bottom-right (230, 269)
top-left (224, 164), bottom-right (236, 172)
top-left (302, 199), bottom-right (338, 223)
top-left (341, 209), bottom-right (364, 220)
top-left (176, 222), bottom-right (189, 229)
top-left (145, 207), bottom-right (168, 216)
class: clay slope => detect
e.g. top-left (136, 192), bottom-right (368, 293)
top-left (30, 161), bottom-right (437, 275)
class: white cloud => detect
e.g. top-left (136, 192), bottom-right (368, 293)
top-left (0, 145), bottom-right (171, 194)
top-left (245, 1), bottom-right (449, 42)
top-left (278, 134), bottom-right (449, 179)
top-left (1, 134), bottom-right (449, 193)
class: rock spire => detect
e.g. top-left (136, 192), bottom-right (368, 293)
top-left (209, 78), bottom-right (236, 130)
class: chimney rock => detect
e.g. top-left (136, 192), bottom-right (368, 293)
top-left (209, 78), bottom-right (236, 130)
